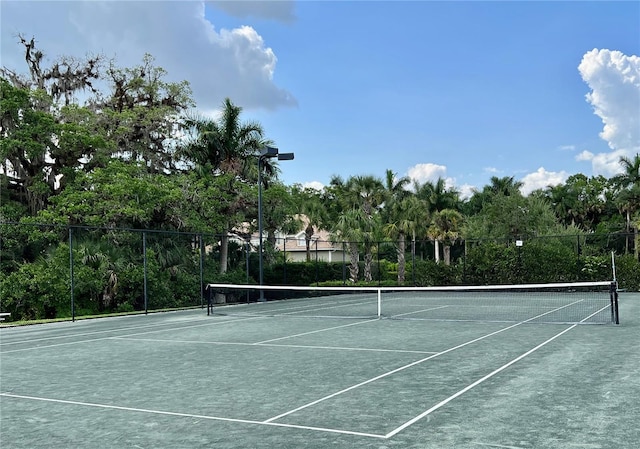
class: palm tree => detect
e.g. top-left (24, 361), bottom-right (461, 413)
top-left (414, 177), bottom-right (460, 214)
top-left (414, 178), bottom-right (460, 262)
top-left (545, 183), bottom-right (574, 226)
top-left (294, 186), bottom-right (328, 262)
top-left (381, 170), bottom-right (418, 284)
top-left (428, 209), bottom-right (463, 265)
top-left (346, 175), bottom-right (385, 282)
top-left (464, 176), bottom-right (523, 216)
top-left (330, 209), bottom-right (364, 283)
top-left (383, 169), bottom-right (411, 203)
top-left (180, 98), bottom-right (270, 277)
top-left (487, 176), bottom-right (523, 197)
top-left (384, 195), bottom-right (427, 283)
top-left (325, 174), bottom-right (385, 282)
top-left (618, 154), bottom-right (640, 185)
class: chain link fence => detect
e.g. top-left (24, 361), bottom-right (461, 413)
top-left (1, 222), bottom-right (638, 321)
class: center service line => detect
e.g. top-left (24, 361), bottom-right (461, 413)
top-left (384, 304), bottom-right (610, 438)
top-left (263, 300), bottom-right (584, 425)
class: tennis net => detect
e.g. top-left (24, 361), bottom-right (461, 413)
top-left (206, 281), bottom-right (619, 325)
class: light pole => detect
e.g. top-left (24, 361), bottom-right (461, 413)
top-left (258, 146), bottom-right (294, 301)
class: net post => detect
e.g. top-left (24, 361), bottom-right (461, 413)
top-left (206, 284), bottom-right (211, 316)
top-left (609, 281), bottom-right (619, 325)
top-left (377, 288), bottom-right (382, 318)
top-left (612, 281), bottom-right (620, 325)
top-left (615, 289), bottom-right (620, 325)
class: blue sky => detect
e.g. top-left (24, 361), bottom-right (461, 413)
top-left (2, 1), bottom-right (639, 197)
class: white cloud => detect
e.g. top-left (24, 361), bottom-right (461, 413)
top-left (520, 167), bottom-right (569, 196)
top-left (405, 163), bottom-right (472, 198)
top-left (301, 181), bottom-right (324, 191)
top-left (578, 48), bottom-right (640, 175)
top-left (484, 167), bottom-right (500, 174)
top-left (407, 163), bottom-right (447, 184)
top-left (588, 149), bottom-right (631, 178)
top-left (0, 1), bottom-right (297, 112)
top-left (558, 145), bottom-right (576, 151)
top-left (576, 150), bottom-right (594, 161)
top-left (457, 184), bottom-right (476, 201)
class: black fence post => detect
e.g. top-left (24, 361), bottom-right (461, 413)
top-left (315, 239), bottom-right (319, 286)
top-left (342, 242), bottom-right (346, 285)
top-left (199, 234), bottom-right (205, 309)
top-left (283, 237), bottom-right (287, 284)
top-left (143, 231), bottom-right (148, 315)
top-left (377, 241), bottom-right (381, 285)
top-left (412, 238), bottom-right (416, 286)
top-left (69, 227), bottom-right (75, 322)
top-left (245, 241), bottom-right (250, 303)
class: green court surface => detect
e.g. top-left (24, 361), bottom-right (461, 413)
top-left (1, 294), bottom-right (638, 449)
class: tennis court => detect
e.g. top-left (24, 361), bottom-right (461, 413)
top-left (1, 287), bottom-right (638, 449)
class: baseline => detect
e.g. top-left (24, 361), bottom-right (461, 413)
top-left (0, 316), bottom-right (215, 346)
top-left (0, 315), bottom-right (264, 354)
top-left (0, 392), bottom-right (385, 439)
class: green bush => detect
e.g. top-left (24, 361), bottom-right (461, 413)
top-left (615, 255), bottom-right (640, 291)
top-left (578, 255), bottom-right (612, 282)
top-left (0, 245), bottom-right (72, 320)
top-left (262, 261), bottom-right (345, 285)
top-left (462, 240), bottom-right (611, 285)
top-left (520, 240), bottom-right (579, 283)
top-left (409, 259), bottom-right (461, 286)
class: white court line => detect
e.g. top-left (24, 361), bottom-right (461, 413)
top-left (264, 299), bottom-right (377, 317)
top-left (255, 318), bottom-right (378, 344)
top-left (262, 299), bottom-right (585, 424)
top-left (472, 442), bottom-right (526, 449)
top-left (0, 392), bottom-right (386, 439)
top-left (0, 316), bottom-right (215, 346)
top-left (112, 336), bottom-right (437, 355)
top-left (390, 305), bottom-right (450, 318)
top-left (225, 295), bottom-right (376, 316)
top-left (383, 304), bottom-right (611, 439)
top-left (385, 324), bottom-right (579, 438)
top-left (0, 316), bottom-right (264, 354)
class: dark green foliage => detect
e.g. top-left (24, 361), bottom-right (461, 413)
top-left (462, 238), bottom-right (622, 286)
top-left (409, 259), bottom-right (462, 286)
top-left (615, 255), bottom-right (640, 291)
top-left (262, 261), bottom-right (345, 286)
top-left (0, 226), bottom-right (208, 320)
top-left (519, 240), bottom-right (579, 283)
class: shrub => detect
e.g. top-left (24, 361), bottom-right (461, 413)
top-left (615, 255), bottom-right (640, 291)
top-left (409, 259), bottom-right (462, 286)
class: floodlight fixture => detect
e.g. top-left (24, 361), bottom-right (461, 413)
top-left (260, 146), bottom-right (279, 158)
top-left (277, 153), bottom-right (295, 161)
